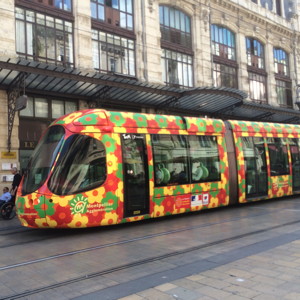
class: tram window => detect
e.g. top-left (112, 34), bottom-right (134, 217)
top-left (242, 137), bottom-right (268, 196)
top-left (48, 135), bottom-right (106, 195)
top-left (151, 134), bottom-right (189, 186)
top-left (189, 135), bottom-right (221, 182)
top-left (267, 138), bottom-right (289, 176)
top-left (22, 125), bottom-right (65, 195)
top-left (289, 138), bottom-right (300, 190)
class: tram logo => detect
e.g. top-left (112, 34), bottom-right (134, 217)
top-left (70, 195), bottom-right (89, 215)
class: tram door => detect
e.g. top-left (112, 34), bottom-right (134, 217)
top-left (290, 139), bottom-right (300, 191)
top-left (121, 134), bottom-right (149, 218)
top-left (241, 137), bottom-right (268, 198)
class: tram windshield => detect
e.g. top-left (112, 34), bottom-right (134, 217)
top-left (48, 134), bottom-right (106, 195)
top-left (22, 125), bottom-right (65, 194)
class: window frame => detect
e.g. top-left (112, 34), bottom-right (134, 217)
top-left (161, 49), bottom-right (193, 88)
top-left (267, 137), bottom-right (290, 176)
top-left (15, 6), bottom-right (74, 68)
top-left (159, 5), bottom-right (192, 52)
top-left (19, 96), bottom-right (78, 120)
top-left (92, 29), bottom-right (136, 77)
top-left (246, 37), bottom-right (265, 70)
top-left (151, 134), bottom-right (222, 187)
top-left (90, 0), bottom-right (134, 32)
top-left (274, 47), bottom-right (289, 77)
top-left (211, 25), bottom-right (238, 89)
top-left (213, 62), bottom-right (238, 89)
top-left (248, 72), bottom-right (267, 103)
top-left (275, 79), bottom-right (293, 108)
top-left (211, 25), bottom-right (236, 61)
top-left (16, 0), bottom-right (73, 14)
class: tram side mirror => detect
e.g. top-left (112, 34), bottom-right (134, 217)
top-left (15, 95), bottom-right (28, 111)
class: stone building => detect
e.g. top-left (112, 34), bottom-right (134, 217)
top-left (0, 0), bottom-right (299, 188)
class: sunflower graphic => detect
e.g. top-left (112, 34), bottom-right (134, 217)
top-left (70, 195), bottom-right (88, 215)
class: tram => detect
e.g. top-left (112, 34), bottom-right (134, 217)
top-left (15, 109), bottom-right (300, 228)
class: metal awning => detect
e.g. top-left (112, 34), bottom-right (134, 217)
top-left (1, 57), bottom-right (300, 124)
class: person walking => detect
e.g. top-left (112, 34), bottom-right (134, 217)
top-left (10, 167), bottom-right (22, 203)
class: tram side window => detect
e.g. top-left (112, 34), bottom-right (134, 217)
top-left (152, 134), bottom-right (189, 186)
top-left (241, 137), bottom-right (268, 195)
top-left (289, 138), bottom-right (300, 190)
top-left (189, 136), bottom-right (221, 182)
top-left (267, 138), bottom-right (289, 176)
top-left (48, 135), bottom-right (106, 195)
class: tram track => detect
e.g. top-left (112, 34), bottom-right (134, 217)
top-left (1, 215), bottom-right (300, 299)
top-left (0, 225), bottom-right (31, 235)
top-left (0, 207), bottom-right (268, 251)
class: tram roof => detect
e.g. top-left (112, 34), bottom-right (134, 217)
top-left (1, 57), bottom-right (300, 124)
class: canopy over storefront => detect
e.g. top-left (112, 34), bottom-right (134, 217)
top-left (1, 57), bottom-right (300, 124)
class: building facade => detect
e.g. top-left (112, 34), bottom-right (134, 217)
top-left (0, 0), bottom-right (299, 188)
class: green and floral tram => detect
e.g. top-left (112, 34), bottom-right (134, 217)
top-left (16, 109), bottom-right (300, 228)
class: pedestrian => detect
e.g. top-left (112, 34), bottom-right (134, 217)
top-left (10, 167), bottom-right (22, 203)
top-left (0, 187), bottom-right (12, 207)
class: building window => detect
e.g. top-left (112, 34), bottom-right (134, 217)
top-left (213, 63), bottom-right (237, 89)
top-left (90, 0), bottom-right (133, 31)
top-left (274, 48), bottom-right (292, 107)
top-left (211, 25), bottom-right (237, 89)
top-left (274, 48), bottom-right (289, 76)
top-left (261, 0), bottom-right (273, 11)
top-left (92, 29), bottom-right (135, 76)
top-left (276, 79), bottom-right (292, 108)
top-left (15, 7), bottom-right (74, 67)
top-left (19, 0), bottom-right (72, 11)
top-left (249, 72), bottom-right (267, 102)
top-left (159, 6), bottom-right (191, 48)
top-left (275, 0), bottom-right (281, 16)
top-left (246, 38), bottom-right (264, 69)
top-left (20, 97), bottom-right (77, 119)
top-left (246, 38), bottom-right (267, 102)
top-left (161, 49), bottom-right (193, 88)
top-left (159, 6), bottom-right (193, 88)
top-left (211, 25), bottom-right (235, 60)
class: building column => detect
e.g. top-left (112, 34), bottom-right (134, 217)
top-left (265, 42), bottom-right (277, 106)
top-left (0, 0), bottom-right (20, 190)
top-left (73, 0), bottom-right (94, 70)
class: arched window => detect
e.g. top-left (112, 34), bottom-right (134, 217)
top-left (246, 38), bottom-right (267, 103)
top-left (274, 48), bottom-right (289, 76)
top-left (159, 6), bottom-right (191, 48)
top-left (90, 0), bottom-right (133, 31)
top-left (211, 25), bottom-right (237, 88)
top-left (274, 48), bottom-right (292, 108)
top-left (246, 38), bottom-right (264, 69)
top-left (90, 0), bottom-right (136, 77)
top-left (159, 6), bottom-right (193, 88)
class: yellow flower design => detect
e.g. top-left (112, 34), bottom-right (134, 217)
top-left (52, 195), bottom-right (72, 207)
top-left (35, 217), bottom-right (51, 228)
top-left (117, 182), bottom-right (124, 199)
top-left (154, 204), bottom-right (164, 217)
top-left (101, 212), bottom-right (119, 225)
top-left (163, 186), bottom-right (174, 196)
top-left (81, 126), bottom-right (101, 133)
top-left (106, 153), bottom-right (119, 174)
top-left (67, 214), bottom-right (89, 228)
